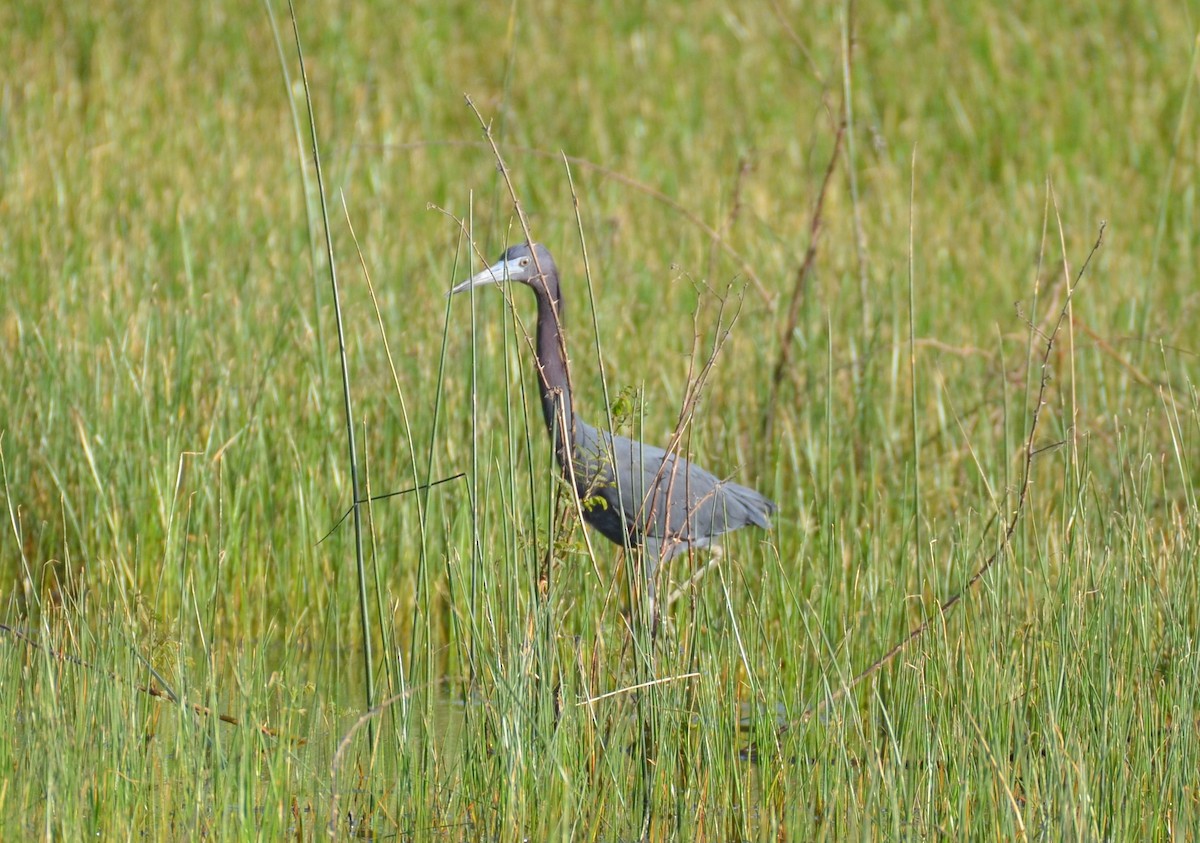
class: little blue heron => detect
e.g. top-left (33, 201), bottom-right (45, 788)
top-left (449, 243), bottom-right (775, 595)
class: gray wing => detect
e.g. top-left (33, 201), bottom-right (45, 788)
top-left (571, 421), bottom-right (775, 562)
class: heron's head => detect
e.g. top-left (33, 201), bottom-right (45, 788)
top-left (448, 243), bottom-right (558, 298)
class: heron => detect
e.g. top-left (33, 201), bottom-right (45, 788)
top-left (449, 242), bottom-right (775, 601)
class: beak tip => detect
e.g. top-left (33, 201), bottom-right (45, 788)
top-left (449, 263), bottom-right (505, 299)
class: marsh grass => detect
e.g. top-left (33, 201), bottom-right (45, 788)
top-left (2, 0), bottom-right (1200, 839)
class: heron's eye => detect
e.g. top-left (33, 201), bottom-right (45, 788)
top-left (519, 258), bottom-right (530, 267)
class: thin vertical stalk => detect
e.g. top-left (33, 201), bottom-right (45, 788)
top-left (841, 0), bottom-right (870, 332)
top-left (1050, 189), bottom-right (1080, 484)
top-left (286, 1), bottom-right (375, 752)
top-left (907, 146), bottom-right (922, 577)
top-left (341, 193), bottom-right (413, 735)
top-left (1140, 32), bottom-right (1199, 359)
top-left (263, 0), bottom-right (326, 387)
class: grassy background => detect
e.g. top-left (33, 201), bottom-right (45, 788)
top-left (2, 0), bottom-right (1199, 838)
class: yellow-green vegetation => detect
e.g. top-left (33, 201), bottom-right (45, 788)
top-left (2, 0), bottom-right (1198, 838)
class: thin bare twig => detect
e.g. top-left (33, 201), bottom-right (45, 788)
top-left (629, 275), bottom-right (749, 610)
top-left (316, 472), bottom-right (467, 545)
top-left (762, 119), bottom-right (846, 446)
top-left (1073, 315), bottom-right (1160, 388)
top-left (768, 0), bottom-right (826, 85)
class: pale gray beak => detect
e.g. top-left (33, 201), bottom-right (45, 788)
top-left (448, 259), bottom-right (515, 297)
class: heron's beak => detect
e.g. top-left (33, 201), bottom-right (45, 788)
top-left (447, 260), bottom-right (511, 297)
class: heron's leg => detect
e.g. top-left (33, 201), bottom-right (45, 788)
top-left (614, 548), bottom-right (659, 642)
top-left (641, 545), bottom-right (661, 637)
top-left (665, 545), bottom-right (724, 609)
top-left (646, 566), bottom-right (660, 641)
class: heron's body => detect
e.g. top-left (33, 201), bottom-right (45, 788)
top-left (568, 417), bottom-right (774, 563)
top-left (451, 243), bottom-right (775, 579)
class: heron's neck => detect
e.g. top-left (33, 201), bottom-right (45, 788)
top-left (532, 285), bottom-right (575, 467)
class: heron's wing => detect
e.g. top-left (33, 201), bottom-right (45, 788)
top-left (573, 422), bottom-right (775, 553)
top-left (569, 424), bottom-right (679, 538)
top-left (604, 434), bottom-right (727, 540)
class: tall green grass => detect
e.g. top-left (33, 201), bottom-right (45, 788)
top-left (2, 0), bottom-right (1199, 838)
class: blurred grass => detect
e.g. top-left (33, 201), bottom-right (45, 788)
top-left (2, 0), bottom-right (1199, 838)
